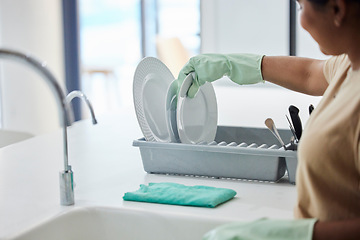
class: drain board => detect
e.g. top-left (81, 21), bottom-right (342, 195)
top-left (133, 126), bottom-right (298, 183)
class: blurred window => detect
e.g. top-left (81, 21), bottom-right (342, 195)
top-left (157, 0), bottom-right (200, 55)
top-left (78, 0), bottom-right (200, 114)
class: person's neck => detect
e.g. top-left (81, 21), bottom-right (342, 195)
top-left (348, 52), bottom-right (360, 71)
top-left (346, 39), bottom-right (360, 70)
top-left (346, 26), bottom-right (360, 70)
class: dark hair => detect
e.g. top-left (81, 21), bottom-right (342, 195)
top-left (307, 0), bottom-right (360, 10)
top-left (307, 0), bottom-right (328, 10)
top-left (307, 0), bottom-right (360, 5)
top-left (307, 0), bottom-right (328, 4)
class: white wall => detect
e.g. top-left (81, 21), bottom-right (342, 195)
top-left (200, 0), bottom-right (323, 130)
top-left (0, 0), bottom-right (65, 135)
top-left (200, 0), bottom-right (327, 59)
top-left (201, 0), bottom-right (289, 55)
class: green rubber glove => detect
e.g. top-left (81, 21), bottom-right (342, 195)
top-left (203, 218), bottom-right (317, 240)
top-left (177, 53), bottom-right (265, 98)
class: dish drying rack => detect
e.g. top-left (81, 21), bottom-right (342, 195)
top-left (133, 126), bottom-right (298, 184)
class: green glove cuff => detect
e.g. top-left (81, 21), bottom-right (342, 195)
top-left (203, 218), bottom-right (317, 240)
top-left (226, 53), bottom-right (265, 85)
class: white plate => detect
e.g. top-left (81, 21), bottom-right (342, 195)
top-left (133, 57), bottom-right (177, 142)
top-left (176, 73), bottom-right (218, 144)
top-left (165, 80), bottom-right (180, 142)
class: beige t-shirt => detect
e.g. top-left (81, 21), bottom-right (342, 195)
top-left (294, 54), bottom-right (360, 221)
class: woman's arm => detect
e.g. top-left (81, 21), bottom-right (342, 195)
top-left (261, 56), bottom-right (329, 96)
top-left (313, 219), bottom-right (360, 240)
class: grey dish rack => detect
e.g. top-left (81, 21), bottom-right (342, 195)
top-left (133, 126), bottom-right (298, 184)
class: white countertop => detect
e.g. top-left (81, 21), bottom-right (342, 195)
top-left (0, 108), bottom-right (297, 239)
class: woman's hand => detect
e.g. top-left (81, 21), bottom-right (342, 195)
top-left (203, 218), bottom-right (317, 240)
top-left (177, 53), bottom-right (264, 98)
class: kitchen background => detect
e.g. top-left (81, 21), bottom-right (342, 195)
top-left (0, 0), bottom-right (325, 138)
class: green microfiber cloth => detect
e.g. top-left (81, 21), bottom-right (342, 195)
top-left (123, 182), bottom-right (236, 208)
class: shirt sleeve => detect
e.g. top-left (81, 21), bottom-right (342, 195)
top-left (358, 139), bottom-right (360, 174)
top-left (357, 121), bottom-right (360, 174)
top-left (323, 54), bottom-right (349, 84)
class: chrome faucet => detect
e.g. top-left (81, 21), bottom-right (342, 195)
top-left (65, 90), bottom-right (97, 126)
top-left (0, 48), bottom-right (89, 206)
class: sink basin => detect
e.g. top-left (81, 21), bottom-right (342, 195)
top-left (12, 206), bottom-right (232, 240)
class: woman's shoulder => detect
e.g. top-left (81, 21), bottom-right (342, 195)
top-left (323, 54), bottom-right (351, 83)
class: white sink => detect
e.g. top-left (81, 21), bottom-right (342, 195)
top-left (12, 206), bottom-right (232, 240)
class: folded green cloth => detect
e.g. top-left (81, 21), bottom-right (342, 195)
top-left (123, 182), bottom-right (236, 208)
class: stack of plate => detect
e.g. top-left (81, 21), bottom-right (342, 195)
top-left (133, 57), bottom-right (218, 144)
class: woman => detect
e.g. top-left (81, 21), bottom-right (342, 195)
top-left (177, 0), bottom-right (360, 239)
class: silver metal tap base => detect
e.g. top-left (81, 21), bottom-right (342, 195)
top-left (59, 168), bottom-right (74, 206)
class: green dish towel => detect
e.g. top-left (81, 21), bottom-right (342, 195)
top-left (123, 182), bottom-right (236, 208)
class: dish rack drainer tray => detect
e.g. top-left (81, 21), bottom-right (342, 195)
top-left (133, 126), bottom-right (298, 183)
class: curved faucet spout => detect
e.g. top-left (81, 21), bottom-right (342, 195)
top-left (0, 48), bottom-right (74, 205)
top-left (65, 91), bottom-right (98, 125)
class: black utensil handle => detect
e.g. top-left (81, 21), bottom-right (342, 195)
top-left (309, 104), bottom-right (314, 115)
top-left (289, 105), bottom-right (302, 140)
